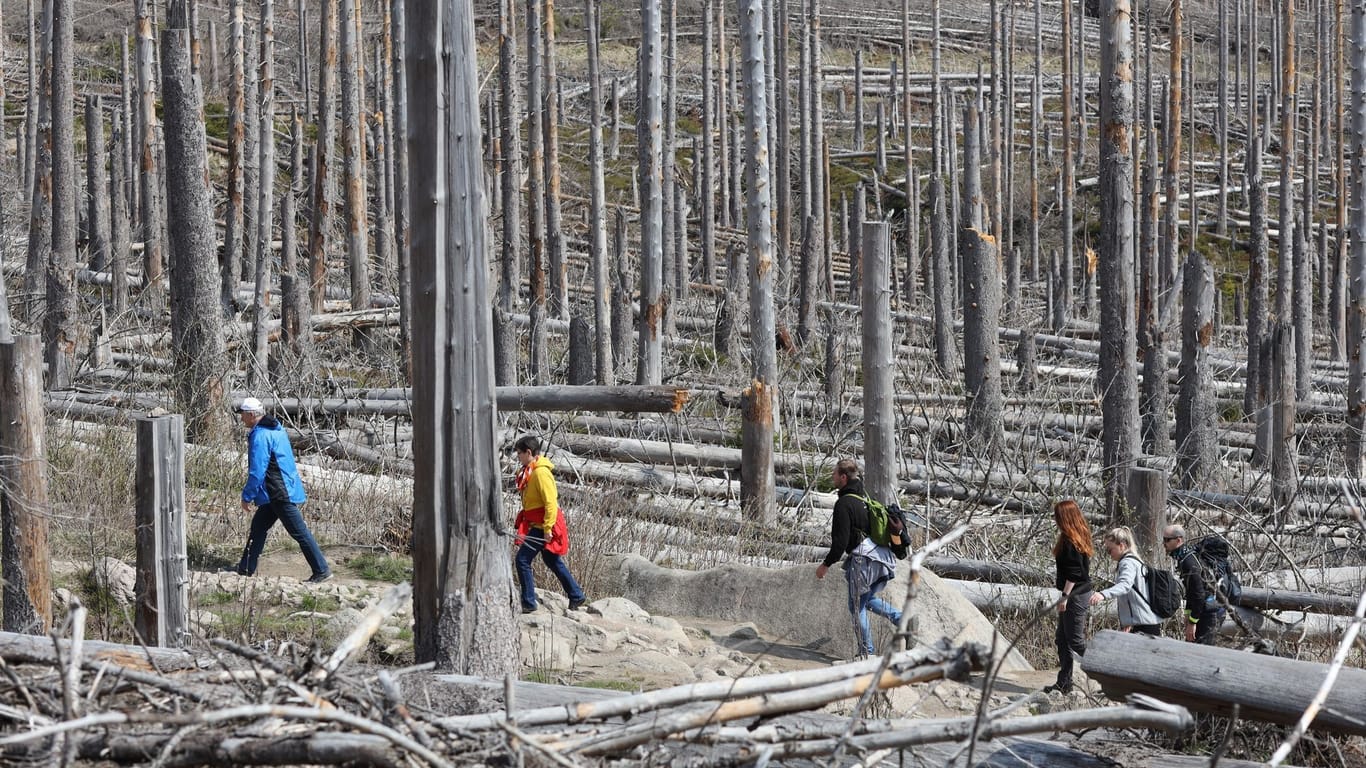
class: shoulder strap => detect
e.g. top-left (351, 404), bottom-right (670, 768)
top-left (1120, 552), bottom-right (1152, 606)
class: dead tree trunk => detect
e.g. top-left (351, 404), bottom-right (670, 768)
top-left (1098, 0), bottom-right (1138, 519)
top-left (134, 413), bottom-right (188, 648)
top-left (0, 336), bottom-right (52, 634)
top-left (660, 0), bottom-right (676, 335)
top-left (929, 0), bottom-right (956, 372)
top-left (1276, 0), bottom-right (1295, 324)
top-left (1058, 0), bottom-right (1074, 326)
top-left (1175, 249), bottom-right (1216, 489)
top-left (1348, 0), bottom-right (1366, 478)
top-left (391, 0), bottom-right (411, 372)
top-left (110, 103), bottom-right (130, 315)
top-left (307, 0), bottom-right (339, 312)
top-left (525, 0), bottom-right (548, 383)
top-left (700, 0), bottom-right (716, 287)
top-left (586, 0), bottom-right (611, 385)
top-left (84, 95), bottom-right (111, 273)
top-left (635, 0), bottom-right (664, 385)
top-left (862, 222), bottom-right (898, 501)
top-left (960, 103), bottom-right (1002, 458)
top-left (251, 0), bottom-right (277, 386)
top-left (280, 108), bottom-right (313, 363)
top-left (1246, 0), bottom-right (1267, 422)
top-left (44, 0), bottom-right (76, 389)
top-left (1269, 322), bottom-right (1297, 525)
top-left (136, 0), bottom-right (164, 304)
top-left (340, 0), bottom-right (370, 351)
top-left (737, 0), bottom-right (775, 523)
top-left (542, 0), bottom-right (567, 319)
top-left (23, 0), bottom-right (38, 196)
top-left (242, 27), bottom-right (259, 305)
top-left (611, 207), bottom-right (632, 372)
top-left (24, 0), bottom-right (52, 326)
top-left (223, 0), bottom-right (245, 314)
top-left (494, 0), bottom-right (519, 385)
top-left (162, 0), bottom-right (227, 441)
top-left (407, 0), bottom-right (518, 675)
top-left (774, 0), bottom-right (791, 293)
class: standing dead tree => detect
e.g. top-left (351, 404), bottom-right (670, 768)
top-left (162, 0), bottom-right (227, 440)
top-left (585, 0), bottom-right (611, 385)
top-left (44, 0), bottom-right (75, 389)
top-left (737, 0), bottom-right (776, 523)
top-left (307, 0), bottom-right (339, 313)
top-left (635, 0), bottom-right (664, 385)
top-left (1175, 249), bottom-right (1216, 489)
top-left (407, 0), bottom-right (518, 674)
top-left (1348, 0), bottom-right (1366, 478)
top-left (340, 0), bottom-right (370, 352)
top-left (960, 101), bottom-right (1002, 459)
top-left (1097, 0), bottom-right (1138, 518)
top-left (0, 335), bottom-right (52, 634)
top-left (223, 0), bottom-right (245, 315)
top-left (135, 0), bottom-right (164, 306)
top-left (251, 0), bottom-right (277, 387)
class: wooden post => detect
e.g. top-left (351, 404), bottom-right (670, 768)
top-left (1125, 466), bottom-right (1166, 565)
top-left (134, 414), bottom-right (189, 648)
top-left (0, 336), bottom-right (52, 634)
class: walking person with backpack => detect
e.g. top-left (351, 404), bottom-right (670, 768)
top-left (1163, 524), bottom-right (1223, 645)
top-left (1044, 499), bottom-right (1094, 694)
top-left (1088, 527), bottom-right (1162, 636)
top-left (816, 459), bottom-right (903, 660)
top-left (512, 435), bottom-right (587, 614)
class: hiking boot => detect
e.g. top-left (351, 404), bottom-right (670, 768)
top-left (521, 604), bottom-right (537, 614)
top-left (219, 565), bottom-right (251, 576)
top-left (568, 597), bottom-right (588, 611)
top-left (1042, 682), bottom-right (1073, 695)
top-left (305, 571), bottom-right (334, 584)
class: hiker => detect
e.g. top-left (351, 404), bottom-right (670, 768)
top-left (1088, 527), bottom-right (1161, 637)
top-left (512, 435), bottom-right (587, 614)
top-left (227, 397), bottom-right (332, 583)
top-left (1163, 524), bottom-right (1222, 645)
top-left (815, 459), bottom-right (903, 660)
top-left (1045, 499), bottom-right (1093, 694)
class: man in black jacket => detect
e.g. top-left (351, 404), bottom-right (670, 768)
top-left (1163, 524), bottom-right (1221, 644)
top-left (816, 459), bottom-right (902, 659)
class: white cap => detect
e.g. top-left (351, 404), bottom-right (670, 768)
top-left (234, 396), bottom-right (265, 414)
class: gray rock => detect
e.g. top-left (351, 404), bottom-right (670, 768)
top-left (91, 557), bottom-right (136, 606)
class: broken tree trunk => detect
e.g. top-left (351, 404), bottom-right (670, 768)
top-left (1082, 629), bottom-right (1366, 736)
top-left (0, 336), bottom-right (52, 634)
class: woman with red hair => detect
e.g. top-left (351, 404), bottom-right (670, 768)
top-left (1044, 499), bottom-right (1094, 694)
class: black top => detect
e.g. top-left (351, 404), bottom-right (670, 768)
top-left (1054, 538), bottom-right (1091, 592)
top-left (823, 479), bottom-right (870, 567)
top-left (1171, 544), bottom-right (1208, 615)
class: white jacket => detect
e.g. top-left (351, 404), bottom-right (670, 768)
top-left (1099, 552), bottom-right (1161, 628)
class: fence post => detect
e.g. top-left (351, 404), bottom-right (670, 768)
top-left (135, 414), bottom-right (189, 648)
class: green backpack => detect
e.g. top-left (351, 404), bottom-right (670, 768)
top-left (854, 495), bottom-right (909, 559)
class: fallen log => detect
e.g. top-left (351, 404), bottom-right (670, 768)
top-left (231, 386), bottom-right (691, 415)
top-left (1081, 629), bottom-right (1366, 735)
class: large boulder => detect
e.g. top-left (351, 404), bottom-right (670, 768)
top-left (598, 554), bottom-right (1032, 673)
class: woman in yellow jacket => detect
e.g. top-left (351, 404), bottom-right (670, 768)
top-left (513, 435), bottom-right (587, 613)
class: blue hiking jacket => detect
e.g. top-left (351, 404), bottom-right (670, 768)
top-left (242, 415), bottom-right (307, 506)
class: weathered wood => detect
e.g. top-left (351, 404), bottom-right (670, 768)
top-left (861, 222), bottom-right (897, 502)
top-left (0, 336), bottom-right (52, 634)
top-left (1349, 0), bottom-right (1366, 477)
top-left (45, 0), bottom-right (76, 388)
top-left (0, 629), bottom-right (198, 670)
top-left (135, 0), bottom-right (164, 303)
top-left (134, 414), bottom-right (189, 648)
top-left (635, 0), bottom-right (663, 385)
top-left (84, 95), bottom-right (111, 272)
top-left (1124, 466), bottom-right (1167, 564)
top-left (584, 0), bottom-right (609, 385)
top-left (1175, 249), bottom-right (1216, 489)
top-left (1082, 629), bottom-right (1366, 735)
top-left (223, 0), bottom-right (245, 314)
top-left (567, 314), bottom-right (592, 386)
top-left (306, 0), bottom-right (339, 313)
top-left (250, 0), bottom-right (277, 385)
top-left (407, 0), bottom-right (517, 674)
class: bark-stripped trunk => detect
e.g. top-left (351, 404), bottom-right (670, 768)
top-left (251, 0), bottom-right (276, 386)
top-left (929, 0), bottom-right (956, 372)
top-left (222, 0), bottom-right (245, 314)
top-left (862, 223), bottom-right (898, 503)
top-left (85, 95), bottom-right (112, 273)
top-left (526, 0), bottom-right (548, 383)
top-left (1246, 0), bottom-right (1268, 422)
top-left (392, 0), bottom-right (411, 372)
top-left (162, 0), bottom-right (227, 441)
top-left (493, 0), bottom-right (519, 385)
top-left (737, 0), bottom-right (775, 522)
top-left (340, 0), bottom-right (369, 351)
top-left (307, 0), bottom-right (338, 312)
top-left (1175, 249), bottom-right (1216, 489)
top-left (586, 0), bottom-right (611, 385)
top-left (135, 0), bottom-right (163, 304)
top-left (960, 102), bottom-right (1002, 458)
top-left (634, 0), bottom-right (663, 385)
top-left (25, 0), bottom-right (52, 321)
top-left (281, 108), bottom-right (313, 363)
top-left (45, 0), bottom-right (76, 388)
top-left (407, 0), bottom-right (517, 675)
top-left (1347, 0), bottom-right (1366, 477)
top-left (1058, 0), bottom-right (1074, 328)
top-left (1098, 0), bottom-right (1138, 518)
top-left (542, 0), bottom-right (567, 318)
top-left (110, 102), bottom-right (130, 315)
top-left (1, 336), bottom-right (52, 634)
top-left (700, 0), bottom-right (716, 287)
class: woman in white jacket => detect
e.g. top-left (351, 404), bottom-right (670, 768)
top-left (1088, 527), bottom-right (1162, 636)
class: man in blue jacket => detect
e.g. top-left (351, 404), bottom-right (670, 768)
top-left (227, 397), bottom-right (332, 583)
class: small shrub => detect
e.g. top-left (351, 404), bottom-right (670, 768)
top-left (349, 553), bottom-right (413, 582)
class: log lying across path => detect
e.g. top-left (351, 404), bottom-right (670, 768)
top-left (1081, 629), bottom-right (1366, 735)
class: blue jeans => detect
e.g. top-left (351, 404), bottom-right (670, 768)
top-left (515, 528), bottom-right (584, 610)
top-left (844, 558), bottom-right (903, 656)
top-left (238, 501), bottom-right (329, 578)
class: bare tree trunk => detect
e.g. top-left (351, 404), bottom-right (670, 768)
top-left (391, 0), bottom-right (410, 371)
top-left (1098, 0), bottom-right (1138, 518)
top-left (280, 107), bottom-right (313, 363)
top-left (610, 207), bottom-right (631, 373)
top-left (340, 0), bottom-right (370, 351)
top-left (1175, 249), bottom-right (1216, 488)
top-left (84, 96), bottom-right (112, 275)
top-left (585, 0), bottom-right (611, 385)
top-left (1277, 0), bottom-right (1296, 320)
top-left (737, 0), bottom-right (775, 522)
top-left (223, 0), bottom-right (245, 315)
top-left (660, 0), bottom-right (676, 335)
top-left (1029, 0), bottom-right (1040, 285)
top-left (635, 0), bottom-right (663, 385)
top-left (0, 336), bottom-right (52, 634)
top-left (1058, 0), bottom-right (1074, 327)
top-left (1332, 0), bottom-right (1348, 363)
top-left (525, 0), bottom-right (548, 383)
top-left (24, 0), bottom-right (52, 323)
top-left (162, 0), bottom-right (226, 441)
top-left (135, 0), bottom-right (163, 303)
top-left (1246, 0), bottom-right (1268, 422)
top-left (1269, 323), bottom-right (1297, 525)
top-left (110, 102), bottom-right (130, 315)
top-left (774, 0), bottom-right (790, 294)
top-left (45, 0), bottom-right (76, 389)
top-left (251, 0), bottom-right (276, 386)
top-left (494, 0), bottom-right (519, 385)
top-left (700, 0), bottom-right (716, 288)
top-left (307, 0), bottom-right (338, 312)
top-left (241, 27), bottom-right (259, 302)
top-left (929, 0), bottom-right (955, 372)
top-left (407, 0), bottom-right (517, 675)
top-left (862, 222), bottom-right (898, 502)
top-left (960, 101), bottom-right (1002, 458)
top-left (542, 0), bottom-right (567, 319)
top-left (24, 0), bottom-right (38, 196)
top-left (1139, 8), bottom-right (1168, 455)
top-left (1347, 0), bottom-right (1366, 477)
top-left (1217, 0), bottom-right (1229, 236)
top-left (809, 0), bottom-right (828, 297)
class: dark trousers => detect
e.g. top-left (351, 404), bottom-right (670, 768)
top-left (515, 528), bottom-right (585, 610)
top-left (239, 501), bottom-right (329, 577)
top-left (1054, 586), bottom-right (1092, 690)
top-left (1195, 608), bottom-right (1224, 645)
top-left (1129, 624), bottom-right (1161, 637)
